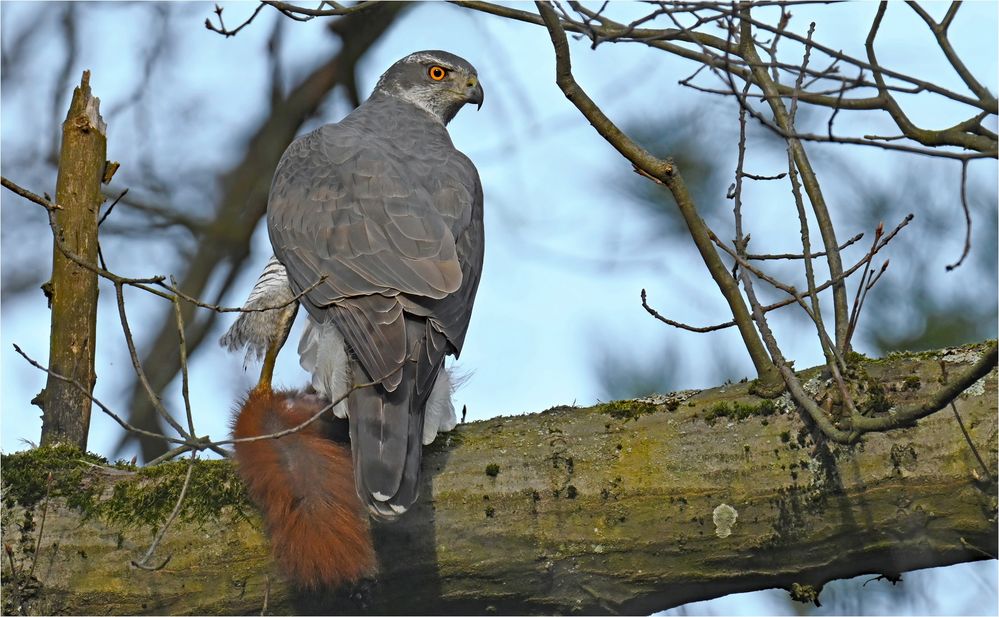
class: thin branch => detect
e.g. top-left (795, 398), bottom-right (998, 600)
top-left (455, 1), bottom-right (998, 116)
top-left (131, 454), bottom-right (196, 571)
top-left (97, 188), bottom-right (128, 226)
top-left (113, 281), bottom-right (191, 441)
top-left (647, 214), bottom-right (912, 335)
top-left (906, 1), bottom-right (997, 107)
top-left (945, 160), bottom-right (971, 271)
top-left (28, 472), bottom-right (53, 579)
top-left (170, 276), bottom-right (196, 438)
top-left (950, 401), bottom-right (993, 482)
top-left (641, 288), bottom-right (733, 333)
top-left (846, 224), bottom-right (885, 347)
top-left (12, 344), bottom-right (199, 447)
top-left (747, 232), bottom-right (864, 261)
top-left (741, 171), bottom-right (787, 182)
top-left (204, 3), bottom-right (266, 38)
top-left (1, 176), bottom-right (63, 211)
top-left (737, 8), bottom-right (850, 351)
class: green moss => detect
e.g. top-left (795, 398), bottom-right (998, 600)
top-left (1, 445), bottom-right (120, 514)
top-left (703, 400), bottom-right (778, 425)
top-left (902, 375), bottom-right (921, 391)
top-left (862, 379), bottom-right (892, 415)
top-left (2, 446), bottom-right (250, 532)
top-left (845, 350), bottom-right (868, 367)
top-left (100, 459), bottom-right (249, 530)
top-left (485, 463), bottom-right (500, 478)
top-left (596, 400), bottom-right (660, 422)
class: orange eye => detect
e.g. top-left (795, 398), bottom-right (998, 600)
top-left (428, 66), bottom-right (447, 81)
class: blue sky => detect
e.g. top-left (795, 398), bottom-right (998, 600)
top-left (1, 2), bottom-right (996, 614)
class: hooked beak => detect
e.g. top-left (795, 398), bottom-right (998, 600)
top-left (466, 77), bottom-right (484, 110)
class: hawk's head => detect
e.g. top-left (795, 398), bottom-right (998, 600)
top-left (374, 50), bottom-right (484, 125)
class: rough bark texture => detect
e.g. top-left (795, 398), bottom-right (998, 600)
top-left (38, 71), bottom-right (107, 450)
top-left (2, 342), bottom-right (996, 615)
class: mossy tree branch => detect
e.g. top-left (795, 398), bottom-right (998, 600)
top-left (2, 343), bottom-right (996, 615)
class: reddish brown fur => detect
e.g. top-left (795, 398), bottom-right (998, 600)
top-left (232, 388), bottom-right (375, 588)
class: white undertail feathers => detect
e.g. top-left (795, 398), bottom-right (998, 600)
top-left (224, 256), bottom-right (459, 445)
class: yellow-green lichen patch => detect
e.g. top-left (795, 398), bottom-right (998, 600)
top-left (596, 400), bottom-right (660, 422)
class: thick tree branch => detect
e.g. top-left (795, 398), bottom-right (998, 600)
top-left (2, 343), bottom-right (995, 614)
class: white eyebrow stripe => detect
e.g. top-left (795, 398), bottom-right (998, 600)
top-left (403, 52), bottom-right (451, 66)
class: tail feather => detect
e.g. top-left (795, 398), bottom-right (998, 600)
top-left (347, 318), bottom-right (449, 517)
top-left (348, 358), bottom-right (412, 516)
top-left (232, 389), bottom-right (375, 588)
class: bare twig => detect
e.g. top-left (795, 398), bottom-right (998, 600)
top-left (950, 401), bottom-right (993, 482)
top-left (204, 3), bottom-right (266, 38)
top-left (131, 454), bottom-right (196, 571)
top-left (641, 288), bottom-right (733, 333)
top-left (846, 224), bottom-right (885, 348)
top-left (2, 176), bottom-right (62, 211)
top-left (28, 472), bottom-right (53, 579)
top-left (170, 276), bottom-right (196, 438)
top-left (906, 1), bottom-right (997, 107)
top-left (97, 188), bottom-right (128, 226)
top-left (114, 281), bottom-right (191, 440)
top-left (945, 160), bottom-right (971, 271)
top-left (747, 232), bottom-right (864, 261)
top-left (12, 344), bottom-right (200, 447)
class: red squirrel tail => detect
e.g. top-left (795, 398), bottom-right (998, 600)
top-left (232, 388), bottom-right (375, 588)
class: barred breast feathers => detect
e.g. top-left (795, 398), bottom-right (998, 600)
top-left (219, 255), bottom-right (298, 366)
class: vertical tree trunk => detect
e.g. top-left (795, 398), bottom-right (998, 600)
top-left (39, 70), bottom-right (107, 450)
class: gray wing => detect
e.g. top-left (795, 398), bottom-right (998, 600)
top-left (396, 151), bottom-right (484, 359)
top-left (268, 120), bottom-right (476, 390)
